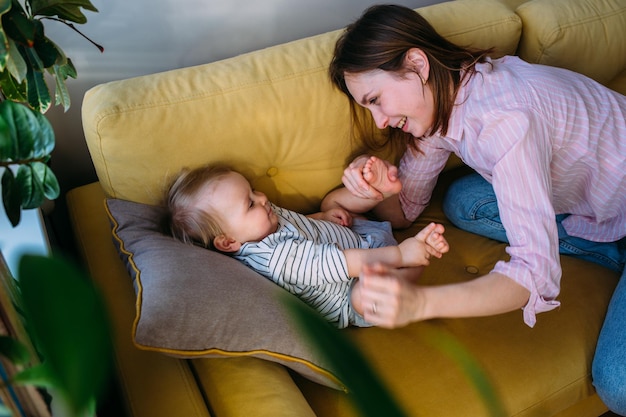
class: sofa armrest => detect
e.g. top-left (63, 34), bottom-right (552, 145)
top-left (67, 183), bottom-right (211, 417)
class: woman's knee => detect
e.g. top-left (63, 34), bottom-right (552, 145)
top-left (443, 173), bottom-right (500, 226)
top-left (592, 273), bottom-right (626, 415)
top-left (593, 358), bottom-right (626, 415)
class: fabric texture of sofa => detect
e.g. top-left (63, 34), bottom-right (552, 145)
top-left (66, 0), bottom-right (626, 416)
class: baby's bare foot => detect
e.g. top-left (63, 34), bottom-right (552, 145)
top-left (362, 156), bottom-right (402, 196)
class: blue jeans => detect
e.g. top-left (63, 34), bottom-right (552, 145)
top-left (442, 173), bottom-right (626, 415)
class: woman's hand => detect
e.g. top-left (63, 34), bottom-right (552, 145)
top-left (359, 262), bottom-right (424, 328)
top-left (359, 264), bottom-right (531, 328)
top-left (343, 155), bottom-right (399, 201)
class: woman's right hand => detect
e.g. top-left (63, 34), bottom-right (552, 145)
top-left (343, 154), bottom-right (398, 201)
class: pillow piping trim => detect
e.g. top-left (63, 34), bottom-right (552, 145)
top-left (104, 198), bottom-right (346, 392)
top-left (134, 344), bottom-right (347, 392)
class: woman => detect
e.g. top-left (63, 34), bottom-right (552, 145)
top-left (329, 4), bottom-right (626, 414)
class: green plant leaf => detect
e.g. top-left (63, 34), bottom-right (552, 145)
top-left (33, 161), bottom-right (59, 199)
top-left (5, 37), bottom-right (28, 83)
top-left (1, 168), bottom-right (21, 226)
top-left (30, 0), bottom-right (99, 24)
top-left (48, 46), bottom-right (74, 111)
top-left (16, 163), bottom-right (44, 209)
top-left (52, 65), bottom-right (70, 110)
top-left (0, 68), bottom-right (27, 102)
top-left (282, 294), bottom-right (409, 417)
top-left (0, 101), bottom-right (36, 159)
top-left (0, 110), bottom-right (14, 159)
top-left (0, 335), bottom-right (31, 365)
top-left (0, 0), bottom-right (12, 71)
top-left (31, 110), bottom-right (54, 155)
top-left (421, 327), bottom-right (508, 417)
top-left (2, 4), bottom-right (35, 47)
top-left (17, 254), bottom-right (113, 416)
top-left (12, 362), bottom-right (55, 388)
top-left (33, 20), bottom-right (59, 68)
top-left (25, 65), bottom-right (51, 112)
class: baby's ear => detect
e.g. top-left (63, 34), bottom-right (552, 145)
top-left (213, 235), bottom-right (241, 253)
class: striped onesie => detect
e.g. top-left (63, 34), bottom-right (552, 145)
top-left (232, 203), bottom-right (395, 328)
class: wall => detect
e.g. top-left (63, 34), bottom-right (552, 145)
top-left (41, 0), bottom-right (444, 251)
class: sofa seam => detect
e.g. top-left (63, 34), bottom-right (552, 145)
top-left (442, 15), bottom-right (521, 39)
top-left (510, 371), bottom-right (594, 416)
top-left (522, 5), bottom-right (626, 63)
top-left (90, 64), bottom-right (330, 119)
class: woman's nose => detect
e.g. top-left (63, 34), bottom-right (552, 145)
top-left (371, 109), bottom-right (388, 129)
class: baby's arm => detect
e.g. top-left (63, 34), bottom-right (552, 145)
top-left (321, 156), bottom-right (401, 214)
top-left (307, 207), bottom-right (353, 227)
top-left (342, 222), bottom-right (449, 277)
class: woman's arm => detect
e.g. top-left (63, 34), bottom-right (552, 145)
top-left (343, 222), bottom-right (448, 276)
top-left (357, 263), bottom-right (530, 327)
top-left (371, 194), bottom-right (413, 229)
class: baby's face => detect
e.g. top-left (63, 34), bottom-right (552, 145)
top-left (195, 171), bottom-right (278, 244)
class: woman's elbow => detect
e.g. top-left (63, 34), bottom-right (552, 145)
top-left (389, 215), bottom-right (414, 230)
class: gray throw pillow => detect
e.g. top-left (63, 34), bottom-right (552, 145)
top-left (105, 198), bottom-right (344, 390)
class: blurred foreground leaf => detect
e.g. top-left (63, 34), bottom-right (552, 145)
top-left (284, 293), bottom-right (507, 417)
top-left (282, 293), bottom-right (408, 417)
top-left (0, 334), bottom-right (30, 365)
top-left (17, 254), bottom-right (112, 416)
top-left (421, 326), bottom-right (507, 417)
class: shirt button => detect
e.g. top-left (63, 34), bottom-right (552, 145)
top-left (266, 167), bottom-right (279, 177)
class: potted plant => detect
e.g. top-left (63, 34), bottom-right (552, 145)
top-left (0, 1), bottom-right (112, 416)
top-left (1, 0), bottom-right (104, 227)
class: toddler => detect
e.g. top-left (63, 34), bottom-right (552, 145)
top-left (166, 159), bottom-right (448, 328)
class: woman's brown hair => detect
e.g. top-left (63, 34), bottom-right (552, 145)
top-left (329, 4), bottom-right (493, 151)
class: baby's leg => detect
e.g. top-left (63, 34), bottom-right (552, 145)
top-left (363, 156), bottom-right (402, 197)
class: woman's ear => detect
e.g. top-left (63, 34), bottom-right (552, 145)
top-left (213, 234), bottom-right (241, 253)
top-left (405, 48), bottom-right (430, 82)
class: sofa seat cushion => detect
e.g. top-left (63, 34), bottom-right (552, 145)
top-left (292, 169), bottom-right (619, 417)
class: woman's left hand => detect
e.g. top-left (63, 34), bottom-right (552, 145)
top-left (359, 262), bottom-right (425, 328)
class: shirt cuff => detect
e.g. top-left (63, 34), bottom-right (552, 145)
top-left (493, 260), bottom-right (561, 327)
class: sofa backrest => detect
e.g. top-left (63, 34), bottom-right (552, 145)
top-left (515, 0), bottom-right (626, 86)
top-left (81, 0), bottom-right (521, 213)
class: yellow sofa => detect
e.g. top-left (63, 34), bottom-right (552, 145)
top-left (66, 0), bottom-right (626, 416)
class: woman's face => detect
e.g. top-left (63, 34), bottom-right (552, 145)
top-left (344, 68), bottom-right (435, 138)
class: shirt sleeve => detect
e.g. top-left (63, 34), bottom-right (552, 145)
top-left (483, 109), bottom-right (562, 327)
top-left (398, 142), bottom-right (451, 222)
top-left (268, 239), bottom-right (351, 286)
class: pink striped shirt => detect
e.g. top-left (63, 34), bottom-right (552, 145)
top-left (398, 56), bottom-right (626, 326)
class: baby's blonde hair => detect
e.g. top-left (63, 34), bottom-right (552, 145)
top-left (166, 164), bottom-right (233, 249)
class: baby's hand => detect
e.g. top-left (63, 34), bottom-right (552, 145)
top-left (418, 222), bottom-right (449, 258)
top-left (319, 207), bottom-right (353, 227)
top-left (398, 222), bottom-right (449, 266)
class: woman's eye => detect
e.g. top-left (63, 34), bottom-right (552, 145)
top-left (368, 97), bottom-right (378, 105)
